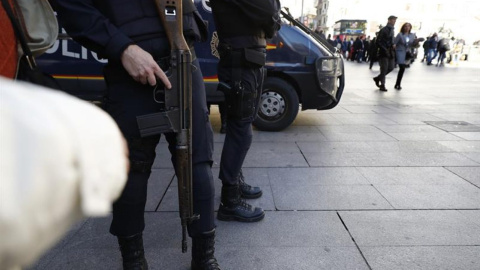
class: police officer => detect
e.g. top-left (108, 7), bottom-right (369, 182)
top-left (52, 1), bottom-right (220, 269)
top-left (210, 0), bottom-right (281, 222)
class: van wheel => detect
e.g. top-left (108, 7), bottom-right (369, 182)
top-left (253, 78), bottom-right (299, 131)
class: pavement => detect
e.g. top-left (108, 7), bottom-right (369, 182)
top-left (30, 59), bottom-right (480, 270)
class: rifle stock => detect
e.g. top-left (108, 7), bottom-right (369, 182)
top-left (152, 0), bottom-right (199, 253)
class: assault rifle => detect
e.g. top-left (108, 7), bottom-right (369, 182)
top-left (136, 0), bottom-right (199, 253)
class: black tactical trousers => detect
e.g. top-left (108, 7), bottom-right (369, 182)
top-left (217, 62), bottom-right (265, 185)
top-left (104, 56), bottom-right (215, 238)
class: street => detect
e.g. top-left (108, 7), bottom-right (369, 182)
top-left (31, 58), bottom-right (480, 270)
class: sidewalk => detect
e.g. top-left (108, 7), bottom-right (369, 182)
top-left (31, 60), bottom-right (480, 270)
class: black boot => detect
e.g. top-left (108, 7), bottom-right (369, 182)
top-left (217, 185), bottom-right (265, 222)
top-left (238, 170), bottom-right (262, 199)
top-left (191, 229), bottom-right (221, 270)
top-left (117, 233), bottom-right (148, 270)
top-left (373, 76), bottom-right (380, 88)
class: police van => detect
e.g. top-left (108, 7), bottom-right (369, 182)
top-left (37, 0), bottom-right (345, 131)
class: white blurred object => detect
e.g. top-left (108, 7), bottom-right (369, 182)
top-left (0, 76), bottom-right (128, 269)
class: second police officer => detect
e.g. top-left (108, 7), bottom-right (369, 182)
top-left (210, 0), bottom-right (281, 222)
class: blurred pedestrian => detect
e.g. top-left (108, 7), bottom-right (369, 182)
top-left (421, 36), bottom-right (430, 63)
top-left (393, 22), bottom-right (415, 90)
top-left (363, 35), bottom-right (371, 62)
top-left (426, 33), bottom-right (439, 65)
top-left (353, 35), bottom-right (365, 63)
top-left (436, 37), bottom-right (451, 66)
top-left (373, 15), bottom-right (397, 91)
top-left (368, 37), bottom-right (378, 69)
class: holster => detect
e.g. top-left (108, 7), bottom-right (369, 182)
top-left (217, 46), bottom-right (265, 121)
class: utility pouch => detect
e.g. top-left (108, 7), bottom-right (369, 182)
top-left (243, 48), bottom-right (266, 67)
top-left (218, 81), bottom-right (257, 121)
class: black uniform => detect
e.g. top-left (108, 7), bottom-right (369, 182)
top-left (52, 0), bottom-right (215, 242)
top-left (210, 0), bottom-right (280, 222)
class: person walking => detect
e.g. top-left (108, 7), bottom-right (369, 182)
top-left (436, 37), bottom-right (451, 66)
top-left (373, 15), bottom-right (397, 91)
top-left (363, 35), bottom-right (371, 62)
top-left (210, 0), bottom-right (281, 223)
top-left (368, 36), bottom-right (378, 69)
top-left (421, 36), bottom-right (430, 63)
top-left (353, 35), bottom-right (365, 63)
top-left (393, 22), bottom-right (416, 90)
top-left (426, 33), bottom-right (439, 65)
top-left (52, 1), bottom-right (220, 269)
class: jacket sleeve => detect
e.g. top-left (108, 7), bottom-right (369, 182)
top-left (51, 0), bottom-right (133, 62)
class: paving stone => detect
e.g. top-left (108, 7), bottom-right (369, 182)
top-left (303, 152), bottom-right (397, 166)
top-left (272, 185), bottom-right (393, 210)
top-left (332, 114), bottom-right (398, 125)
top-left (338, 210), bottom-right (480, 246)
top-left (297, 141), bottom-right (375, 153)
top-left (458, 210), bottom-right (480, 226)
top-left (382, 114), bottom-right (446, 125)
top-left (374, 124), bottom-right (443, 133)
top-left (438, 141), bottom-right (480, 152)
top-left (317, 125), bottom-right (381, 133)
top-left (361, 246), bottom-right (480, 270)
top-left (430, 113), bottom-right (480, 124)
top-left (303, 152), bottom-right (479, 167)
top-left (215, 211), bottom-right (355, 247)
top-left (242, 151), bottom-right (309, 167)
top-left (450, 132), bottom-right (480, 140)
top-left (386, 132), bottom-right (464, 141)
top-left (357, 167), bottom-right (469, 185)
top-left (388, 152), bottom-right (479, 166)
top-left (374, 184), bottom-right (480, 209)
top-left (445, 166), bottom-right (480, 187)
top-left (292, 113), bottom-right (343, 126)
top-left (251, 130), bottom-right (328, 142)
top-left (145, 169), bottom-right (175, 211)
top-left (217, 247), bottom-right (369, 270)
top-left (365, 141), bottom-right (455, 152)
top-left (319, 131), bottom-right (396, 141)
top-left (268, 167), bottom-right (370, 186)
top-left (462, 152), bottom-right (480, 163)
top-left (424, 121), bottom-right (480, 132)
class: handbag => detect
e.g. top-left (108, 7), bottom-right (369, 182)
top-left (2, 0), bottom-right (61, 89)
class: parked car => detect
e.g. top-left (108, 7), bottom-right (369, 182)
top-left (37, 0), bottom-right (345, 131)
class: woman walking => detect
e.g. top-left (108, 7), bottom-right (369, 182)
top-left (393, 23), bottom-right (416, 90)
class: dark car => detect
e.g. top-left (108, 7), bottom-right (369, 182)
top-left (37, 0), bottom-right (345, 131)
